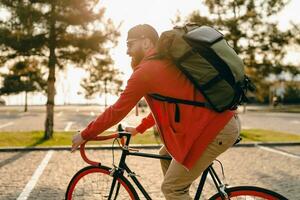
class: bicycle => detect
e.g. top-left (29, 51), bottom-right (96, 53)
top-left (66, 124), bottom-right (288, 200)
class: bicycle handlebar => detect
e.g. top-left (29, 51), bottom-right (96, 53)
top-left (79, 131), bottom-right (130, 166)
top-left (79, 127), bottom-right (241, 166)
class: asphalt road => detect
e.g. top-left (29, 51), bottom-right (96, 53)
top-left (0, 105), bottom-right (299, 134)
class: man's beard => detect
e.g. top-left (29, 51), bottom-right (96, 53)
top-left (130, 50), bottom-right (144, 69)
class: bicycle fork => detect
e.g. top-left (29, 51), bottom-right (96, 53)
top-left (108, 167), bottom-right (123, 200)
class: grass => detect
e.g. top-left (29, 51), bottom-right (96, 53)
top-left (241, 129), bottom-right (300, 142)
top-left (0, 129), bottom-right (299, 148)
top-left (0, 130), bottom-right (160, 147)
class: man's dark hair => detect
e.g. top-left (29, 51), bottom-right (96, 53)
top-left (127, 24), bottom-right (159, 45)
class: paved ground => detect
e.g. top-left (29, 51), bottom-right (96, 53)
top-left (238, 112), bottom-right (300, 135)
top-left (0, 105), bottom-right (299, 199)
top-left (0, 105), bottom-right (148, 132)
top-left (0, 145), bottom-right (299, 200)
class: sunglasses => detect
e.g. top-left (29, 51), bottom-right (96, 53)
top-left (127, 37), bottom-right (145, 48)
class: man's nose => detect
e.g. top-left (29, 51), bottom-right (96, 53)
top-left (126, 48), bottom-right (131, 56)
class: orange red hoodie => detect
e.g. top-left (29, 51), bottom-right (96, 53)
top-left (81, 49), bottom-right (234, 170)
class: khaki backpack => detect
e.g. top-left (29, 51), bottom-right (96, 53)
top-left (149, 24), bottom-right (255, 121)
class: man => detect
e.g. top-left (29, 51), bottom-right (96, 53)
top-left (72, 24), bottom-right (240, 200)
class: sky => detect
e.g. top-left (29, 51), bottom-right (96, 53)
top-left (100, 0), bottom-right (208, 80)
top-left (100, 0), bottom-right (300, 80)
top-left (1, 0), bottom-right (300, 105)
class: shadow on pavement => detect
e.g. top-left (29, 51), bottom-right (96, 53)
top-left (2, 186), bottom-right (65, 200)
top-left (0, 137), bottom-right (47, 168)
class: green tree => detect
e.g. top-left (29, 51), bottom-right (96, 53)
top-left (283, 82), bottom-right (300, 104)
top-left (0, 60), bottom-right (46, 112)
top-left (81, 57), bottom-right (123, 108)
top-left (0, 0), bottom-right (120, 139)
top-left (177, 0), bottom-right (300, 102)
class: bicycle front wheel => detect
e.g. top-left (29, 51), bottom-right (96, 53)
top-left (209, 186), bottom-right (288, 200)
top-left (65, 165), bottom-right (138, 200)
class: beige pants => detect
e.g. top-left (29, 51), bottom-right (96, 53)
top-left (159, 115), bottom-right (241, 200)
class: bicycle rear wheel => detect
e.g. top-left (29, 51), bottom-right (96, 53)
top-left (209, 186), bottom-right (288, 200)
top-left (65, 165), bottom-right (138, 200)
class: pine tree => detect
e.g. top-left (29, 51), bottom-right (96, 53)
top-left (0, 0), bottom-right (120, 139)
top-left (0, 59), bottom-right (46, 112)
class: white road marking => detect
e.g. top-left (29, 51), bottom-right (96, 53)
top-left (291, 120), bottom-right (300, 124)
top-left (241, 126), bottom-right (251, 129)
top-left (17, 150), bottom-right (54, 200)
top-left (0, 122), bottom-right (14, 129)
top-left (57, 112), bottom-right (63, 117)
top-left (90, 111), bottom-right (95, 116)
top-left (258, 146), bottom-right (300, 159)
top-left (64, 121), bottom-right (74, 131)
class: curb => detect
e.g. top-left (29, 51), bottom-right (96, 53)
top-left (0, 142), bottom-right (300, 152)
top-left (235, 142), bottom-right (300, 147)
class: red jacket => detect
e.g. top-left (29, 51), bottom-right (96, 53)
top-left (81, 49), bottom-right (234, 169)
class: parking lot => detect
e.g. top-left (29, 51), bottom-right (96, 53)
top-left (0, 105), bottom-right (300, 199)
top-left (0, 145), bottom-right (299, 200)
top-left (0, 105), bottom-right (148, 132)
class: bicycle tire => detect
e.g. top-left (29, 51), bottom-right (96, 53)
top-left (65, 165), bottom-right (139, 200)
top-left (209, 186), bottom-right (288, 200)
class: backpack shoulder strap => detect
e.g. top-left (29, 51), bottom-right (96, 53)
top-left (149, 93), bottom-right (212, 122)
top-left (149, 93), bottom-right (209, 107)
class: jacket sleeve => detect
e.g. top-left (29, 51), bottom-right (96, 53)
top-left (81, 67), bottom-right (150, 140)
top-left (135, 112), bottom-right (155, 133)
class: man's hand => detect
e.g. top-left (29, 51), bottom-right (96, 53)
top-left (125, 126), bottom-right (138, 136)
top-left (71, 132), bottom-right (85, 152)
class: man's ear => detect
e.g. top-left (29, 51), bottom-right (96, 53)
top-left (142, 38), bottom-right (154, 50)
